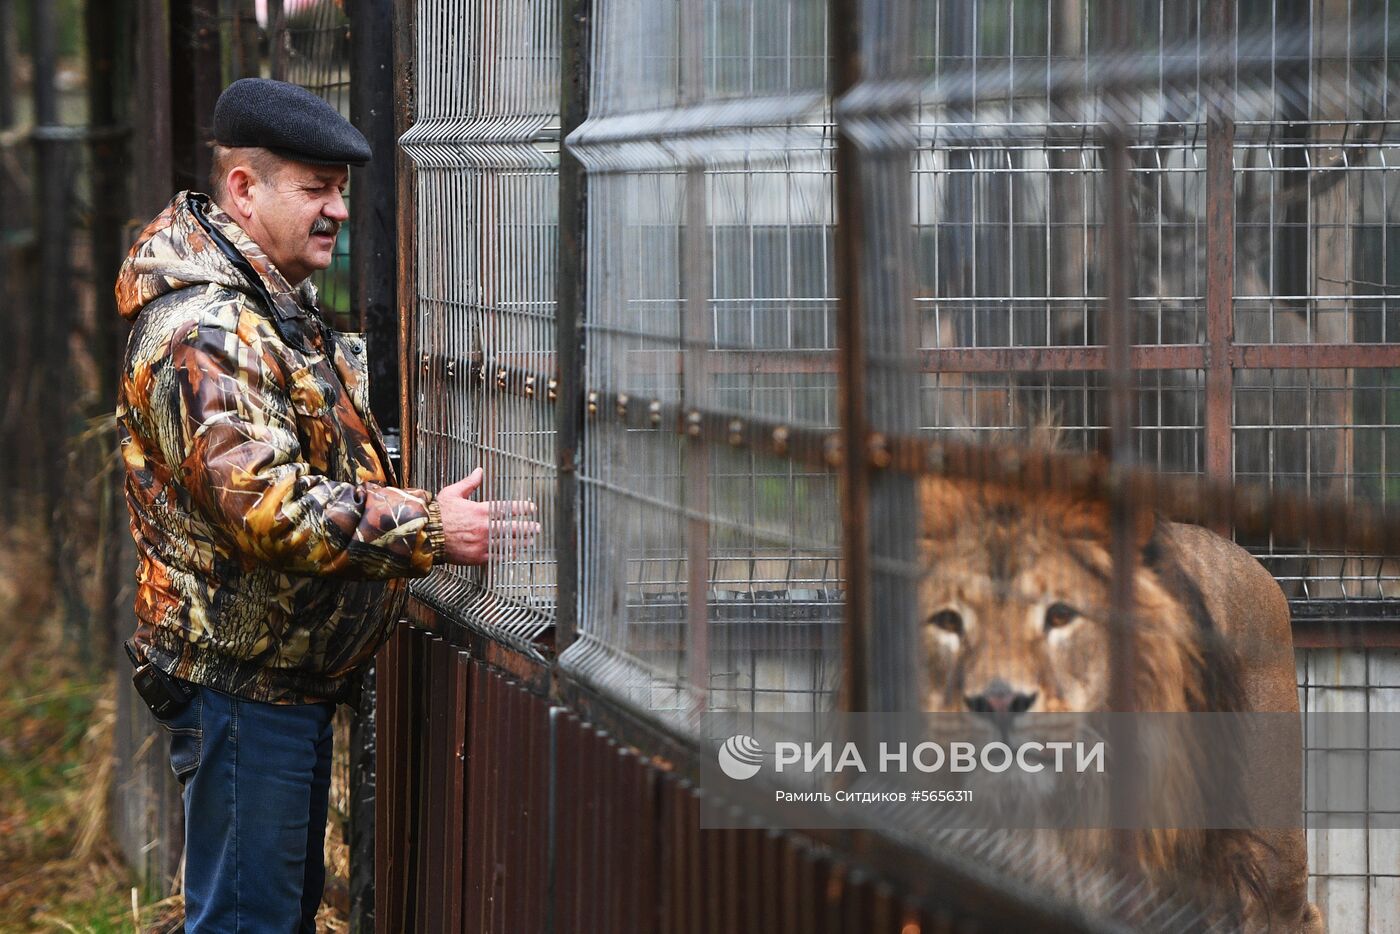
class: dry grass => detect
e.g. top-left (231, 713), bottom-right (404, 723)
top-left (0, 523), bottom-right (351, 932)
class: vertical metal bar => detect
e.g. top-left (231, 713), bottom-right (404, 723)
top-left (555, 0), bottom-right (591, 654)
top-left (0, 0), bottom-right (12, 129)
top-left (30, 0), bottom-right (73, 635)
top-left (680, 0), bottom-right (712, 716)
top-left (1102, 9), bottom-right (1142, 870)
top-left (349, 0), bottom-right (401, 435)
top-left (268, 0), bottom-right (287, 81)
top-left (227, 0), bottom-right (259, 80)
top-left (134, 0), bottom-right (173, 215)
top-left (1205, 0), bottom-right (1236, 498)
top-left (831, 0), bottom-right (869, 713)
top-left (86, 0), bottom-right (134, 664)
top-left (546, 707), bottom-right (562, 934)
top-left (393, 0), bottom-right (418, 486)
top-left (168, 0), bottom-right (221, 194)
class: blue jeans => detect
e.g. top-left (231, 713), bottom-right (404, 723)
top-left (157, 682), bottom-right (335, 933)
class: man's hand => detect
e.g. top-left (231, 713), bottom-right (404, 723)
top-left (435, 468), bottom-right (539, 565)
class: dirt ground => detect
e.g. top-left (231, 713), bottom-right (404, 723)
top-left (0, 526), bottom-right (350, 933)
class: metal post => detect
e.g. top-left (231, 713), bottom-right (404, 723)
top-left (831, 0), bottom-right (869, 713)
top-left (169, 0), bottom-right (222, 194)
top-left (392, 0), bottom-right (418, 487)
top-left (30, 0), bottom-right (74, 622)
top-left (1205, 0), bottom-right (1236, 501)
top-left (87, 0), bottom-right (134, 665)
top-left (381, 1), bottom-right (417, 928)
top-left (0, 0), bottom-right (15, 520)
top-left (349, 0), bottom-right (400, 433)
top-left (0, 0), bottom-right (12, 129)
top-left (345, 2), bottom-right (397, 929)
top-left (679, 0), bottom-right (711, 717)
top-left (1101, 6), bottom-right (1142, 873)
top-left (230, 0), bottom-right (261, 80)
top-left (555, 0), bottom-right (591, 655)
top-left (268, 0), bottom-right (287, 81)
top-left (134, 0), bottom-right (174, 215)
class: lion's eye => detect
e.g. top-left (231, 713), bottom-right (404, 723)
top-left (928, 609), bottom-right (964, 635)
top-left (1044, 602), bottom-right (1079, 630)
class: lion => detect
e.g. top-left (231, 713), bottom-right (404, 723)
top-left (918, 471), bottom-right (1323, 933)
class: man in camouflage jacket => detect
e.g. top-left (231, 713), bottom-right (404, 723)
top-left (116, 79), bottom-right (525, 931)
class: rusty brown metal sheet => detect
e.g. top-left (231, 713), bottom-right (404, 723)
top-left (744, 834), bottom-right (767, 934)
top-left (548, 708), bottom-right (570, 933)
top-left (796, 844), bottom-right (818, 933)
top-left (585, 727), bottom-right (608, 934)
top-left (426, 638), bottom-right (449, 933)
top-left (636, 750), bottom-right (661, 931)
top-left (485, 667), bottom-right (505, 933)
top-left (501, 675), bottom-right (525, 934)
top-left (412, 636), bottom-right (431, 932)
top-left (685, 782), bottom-right (704, 934)
top-left (371, 633), bottom-right (389, 934)
top-left (599, 735), bottom-right (622, 933)
top-left (845, 870), bottom-right (876, 933)
top-left (448, 650), bottom-right (469, 934)
top-left (413, 632), bottom-right (433, 930)
top-left (512, 684), bottom-right (533, 934)
top-left (528, 691), bottom-right (552, 934)
top-left (661, 776), bottom-right (685, 934)
top-left (464, 658), bottom-right (487, 929)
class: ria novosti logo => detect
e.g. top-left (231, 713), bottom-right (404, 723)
top-left (717, 734), bottom-right (764, 780)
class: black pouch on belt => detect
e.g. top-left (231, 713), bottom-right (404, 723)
top-left (123, 640), bottom-right (194, 719)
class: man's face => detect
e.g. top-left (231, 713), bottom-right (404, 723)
top-left (243, 160), bottom-right (349, 286)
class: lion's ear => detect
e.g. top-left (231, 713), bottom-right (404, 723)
top-left (1058, 496), bottom-right (1156, 549)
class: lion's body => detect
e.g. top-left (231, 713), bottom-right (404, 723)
top-left (919, 476), bottom-right (1322, 932)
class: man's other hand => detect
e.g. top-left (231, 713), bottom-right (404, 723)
top-left (436, 468), bottom-right (539, 566)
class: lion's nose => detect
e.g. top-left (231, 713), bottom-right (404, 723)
top-left (964, 680), bottom-right (1038, 716)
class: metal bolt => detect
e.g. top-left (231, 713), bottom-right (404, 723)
top-left (728, 419), bottom-right (744, 446)
top-left (686, 410), bottom-right (702, 437)
top-left (823, 435), bottom-right (843, 467)
top-left (524, 376), bottom-right (536, 398)
top-left (868, 433), bottom-right (891, 469)
top-left (587, 391), bottom-right (599, 416)
top-left (772, 425), bottom-right (790, 456)
top-left (616, 393), bottom-right (629, 418)
top-left (548, 378), bottom-right (559, 403)
top-left (445, 358), bottom-right (457, 378)
top-left (648, 400), bottom-right (662, 427)
top-left (496, 369), bottom-right (507, 390)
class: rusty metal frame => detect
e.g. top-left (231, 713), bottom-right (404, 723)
top-left (831, 0), bottom-right (871, 714)
top-left (554, 0), bottom-right (590, 656)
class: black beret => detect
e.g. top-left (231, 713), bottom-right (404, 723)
top-left (213, 78), bottom-right (371, 166)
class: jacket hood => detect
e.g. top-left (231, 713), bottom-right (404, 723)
top-left (116, 191), bottom-right (311, 322)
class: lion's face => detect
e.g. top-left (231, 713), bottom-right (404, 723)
top-left (918, 476), bottom-right (1144, 716)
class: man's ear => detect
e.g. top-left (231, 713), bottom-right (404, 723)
top-left (224, 166), bottom-right (257, 220)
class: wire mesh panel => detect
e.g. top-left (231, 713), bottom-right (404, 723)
top-left (400, 0), bottom-right (560, 652)
top-left (847, 0), bottom-right (1399, 928)
top-left (560, 0), bottom-right (844, 721)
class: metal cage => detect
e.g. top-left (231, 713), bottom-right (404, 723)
top-left (397, 0), bottom-right (1400, 928)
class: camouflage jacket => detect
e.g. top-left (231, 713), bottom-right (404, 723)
top-left (116, 191), bottom-right (445, 705)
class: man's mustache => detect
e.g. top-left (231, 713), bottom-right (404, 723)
top-left (310, 217), bottom-right (340, 238)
